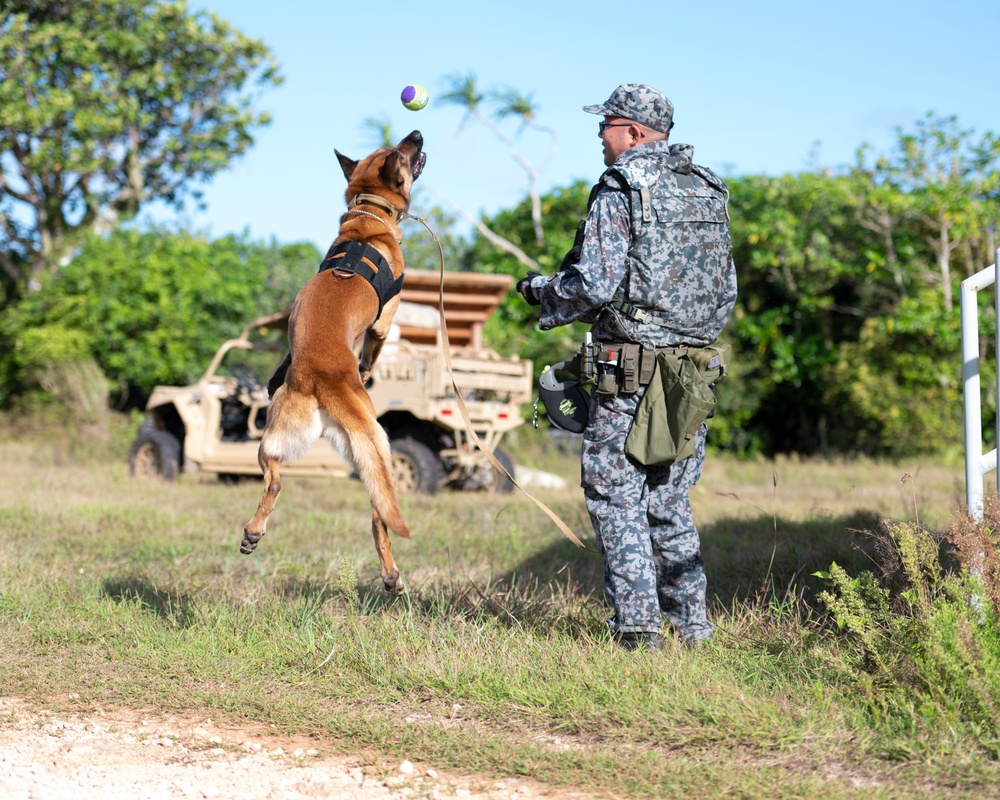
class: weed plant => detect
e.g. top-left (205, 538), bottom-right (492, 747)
top-left (814, 507), bottom-right (1000, 760)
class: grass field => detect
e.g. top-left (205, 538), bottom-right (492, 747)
top-left (0, 419), bottom-right (996, 799)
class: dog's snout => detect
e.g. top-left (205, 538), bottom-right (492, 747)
top-left (400, 130), bottom-right (425, 180)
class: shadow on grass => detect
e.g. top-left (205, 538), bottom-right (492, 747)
top-left (355, 570), bottom-right (604, 637)
top-left (90, 510), bottom-right (892, 636)
top-left (100, 574), bottom-right (200, 628)
top-left (489, 509), bottom-right (886, 612)
top-left (343, 510), bottom-right (888, 636)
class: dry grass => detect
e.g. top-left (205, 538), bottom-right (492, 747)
top-left (696, 454), bottom-right (966, 530)
top-left (0, 422), bottom-right (996, 799)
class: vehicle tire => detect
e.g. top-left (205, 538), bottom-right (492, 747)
top-left (466, 446), bottom-right (516, 493)
top-left (390, 436), bottom-right (445, 495)
top-left (129, 421), bottom-right (182, 480)
top-left (218, 472), bottom-right (258, 485)
top-left (489, 447), bottom-right (516, 494)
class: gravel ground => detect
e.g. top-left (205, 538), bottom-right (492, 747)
top-left (0, 699), bottom-right (564, 800)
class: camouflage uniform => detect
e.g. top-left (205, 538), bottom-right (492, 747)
top-left (530, 85), bottom-right (737, 644)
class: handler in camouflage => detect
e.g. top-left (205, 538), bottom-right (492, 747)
top-left (517, 84), bottom-right (737, 650)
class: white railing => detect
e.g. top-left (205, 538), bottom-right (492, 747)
top-left (961, 248), bottom-right (1000, 521)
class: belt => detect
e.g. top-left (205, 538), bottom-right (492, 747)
top-left (599, 342), bottom-right (716, 393)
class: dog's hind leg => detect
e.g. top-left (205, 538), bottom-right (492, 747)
top-left (241, 450), bottom-right (281, 554)
top-left (371, 510), bottom-right (403, 595)
top-left (241, 386), bottom-right (320, 554)
top-left (317, 380), bottom-right (410, 593)
top-left (351, 423), bottom-right (410, 595)
top-left (320, 382), bottom-right (410, 539)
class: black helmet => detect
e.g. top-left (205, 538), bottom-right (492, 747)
top-left (538, 362), bottom-right (592, 433)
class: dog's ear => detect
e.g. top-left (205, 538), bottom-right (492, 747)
top-left (379, 150), bottom-right (405, 190)
top-left (335, 150), bottom-right (357, 181)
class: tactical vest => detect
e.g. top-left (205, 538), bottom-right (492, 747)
top-left (591, 142), bottom-right (733, 348)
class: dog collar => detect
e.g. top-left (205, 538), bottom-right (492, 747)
top-left (345, 208), bottom-right (401, 243)
top-left (347, 192), bottom-right (401, 222)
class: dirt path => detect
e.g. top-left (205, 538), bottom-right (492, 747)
top-left (0, 698), bottom-right (571, 800)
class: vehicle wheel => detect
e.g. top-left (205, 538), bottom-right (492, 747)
top-left (488, 447), bottom-right (516, 494)
top-left (390, 436), bottom-right (445, 495)
top-left (466, 446), bottom-right (516, 493)
top-left (129, 422), bottom-right (182, 480)
top-left (218, 473), bottom-right (258, 485)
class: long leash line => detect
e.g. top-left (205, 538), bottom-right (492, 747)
top-left (402, 213), bottom-right (592, 552)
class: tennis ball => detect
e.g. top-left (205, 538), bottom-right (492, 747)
top-left (400, 84), bottom-right (428, 111)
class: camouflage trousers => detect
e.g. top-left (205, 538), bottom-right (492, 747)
top-left (581, 390), bottom-right (713, 643)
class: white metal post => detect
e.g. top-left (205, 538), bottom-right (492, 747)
top-left (961, 253), bottom-right (1000, 521)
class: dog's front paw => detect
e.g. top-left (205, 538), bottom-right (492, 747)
top-left (359, 363), bottom-right (373, 384)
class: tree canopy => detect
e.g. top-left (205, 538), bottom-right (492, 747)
top-left (0, 227), bottom-right (318, 407)
top-left (468, 114), bottom-right (999, 458)
top-left (0, 0), bottom-right (282, 297)
top-left (0, 21), bottom-right (996, 463)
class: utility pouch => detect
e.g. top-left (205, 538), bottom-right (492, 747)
top-left (618, 343), bottom-right (641, 394)
top-left (686, 342), bottom-right (731, 387)
top-left (595, 350), bottom-right (619, 395)
top-left (624, 351), bottom-right (717, 467)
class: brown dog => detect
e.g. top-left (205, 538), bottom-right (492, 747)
top-left (241, 130), bottom-right (426, 595)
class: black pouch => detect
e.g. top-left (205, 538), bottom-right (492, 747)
top-left (624, 352), bottom-right (717, 467)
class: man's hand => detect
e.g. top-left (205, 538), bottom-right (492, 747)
top-left (516, 271), bottom-right (543, 305)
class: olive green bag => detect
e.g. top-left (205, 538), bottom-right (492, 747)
top-left (624, 346), bottom-right (727, 467)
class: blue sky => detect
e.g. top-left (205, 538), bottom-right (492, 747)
top-left (148, 0), bottom-right (1000, 253)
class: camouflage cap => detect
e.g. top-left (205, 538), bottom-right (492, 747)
top-left (583, 84), bottom-right (674, 134)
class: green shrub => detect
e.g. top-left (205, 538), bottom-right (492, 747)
top-left (816, 519), bottom-right (1000, 755)
top-left (0, 227), bottom-right (319, 406)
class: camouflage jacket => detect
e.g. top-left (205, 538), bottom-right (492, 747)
top-left (536, 140), bottom-right (737, 348)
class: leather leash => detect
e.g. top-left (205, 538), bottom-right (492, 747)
top-left (402, 213), bottom-right (592, 552)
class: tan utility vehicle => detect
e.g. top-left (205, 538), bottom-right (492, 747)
top-left (129, 270), bottom-right (533, 493)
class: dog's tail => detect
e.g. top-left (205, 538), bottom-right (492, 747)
top-left (346, 421), bottom-right (411, 537)
top-left (313, 371), bottom-right (410, 538)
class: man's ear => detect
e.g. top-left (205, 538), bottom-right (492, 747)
top-left (335, 150), bottom-right (357, 181)
top-left (379, 150), bottom-right (404, 189)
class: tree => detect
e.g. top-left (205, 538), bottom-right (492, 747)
top-left (0, 227), bottom-right (318, 407)
top-left (825, 288), bottom-right (969, 457)
top-left (727, 123), bottom-right (996, 457)
top-left (862, 114), bottom-right (1000, 312)
top-left (439, 72), bottom-right (557, 249)
top-left (847, 145), bottom-right (920, 300)
top-left (465, 181), bottom-right (593, 376)
top-left (0, 1), bottom-right (282, 296)
top-left (725, 169), bottom-right (935, 455)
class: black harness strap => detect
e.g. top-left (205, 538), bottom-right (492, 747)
top-left (319, 240), bottom-right (404, 321)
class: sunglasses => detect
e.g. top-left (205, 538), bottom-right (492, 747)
top-left (598, 120), bottom-right (633, 135)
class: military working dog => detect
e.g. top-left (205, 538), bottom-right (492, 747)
top-left (241, 131), bottom-right (426, 596)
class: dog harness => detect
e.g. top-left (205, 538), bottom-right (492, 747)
top-left (319, 240), bottom-right (404, 321)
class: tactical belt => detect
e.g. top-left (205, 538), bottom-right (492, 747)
top-left (600, 342), bottom-right (723, 394)
top-left (319, 240), bottom-right (404, 321)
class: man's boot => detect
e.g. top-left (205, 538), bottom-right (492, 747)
top-left (615, 631), bottom-right (664, 651)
